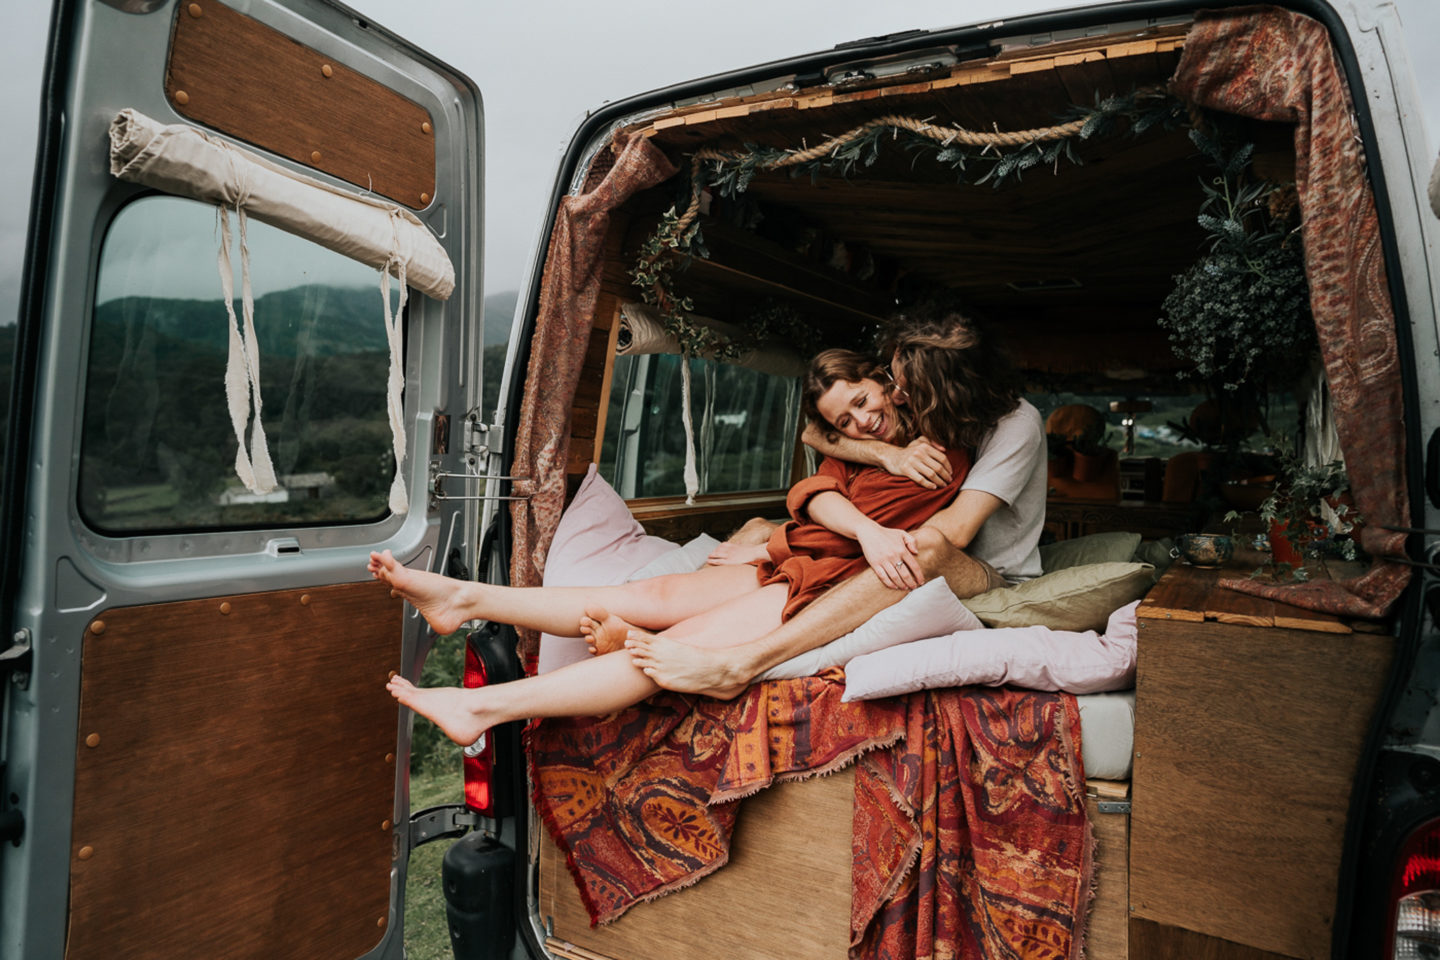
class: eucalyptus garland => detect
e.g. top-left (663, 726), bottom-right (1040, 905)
top-left (629, 86), bottom-right (1188, 360)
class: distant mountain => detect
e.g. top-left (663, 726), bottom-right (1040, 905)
top-left (484, 290), bottom-right (518, 347)
top-left (95, 285), bottom-right (390, 357)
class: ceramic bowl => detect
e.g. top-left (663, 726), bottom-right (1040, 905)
top-left (1174, 533), bottom-right (1234, 568)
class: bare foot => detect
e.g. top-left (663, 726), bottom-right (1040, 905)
top-left (368, 549), bottom-right (475, 635)
top-left (579, 606), bottom-right (638, 655)
top-left (625, 630), bottom-right (749, 700)
top-left (386, 676), bottom-right (494, 746)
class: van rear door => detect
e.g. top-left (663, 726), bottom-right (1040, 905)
top-left (0, 1), bottom-right (482, 958)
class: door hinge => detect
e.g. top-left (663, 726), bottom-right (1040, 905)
top-left (409, 803), bottom-right (484, 849)
top-left (1096, 799), bottom-right (1131, 815)
top-left (429, 413), bottom-right (529, 505)
top-left (2, 629), bottom-right (32, 689)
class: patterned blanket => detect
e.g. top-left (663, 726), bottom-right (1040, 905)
top-left (529, 671), bottom-right (1092, 959)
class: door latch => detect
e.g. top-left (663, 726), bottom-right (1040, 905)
top-left (408, 803), bottom-right (484, 848)
top-left (1, 629), bottom-right (33, 689)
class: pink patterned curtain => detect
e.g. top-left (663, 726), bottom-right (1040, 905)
top-left (508, 135), bottom-right (677, 661)
top-left (1173, 7), bottom-right (1412, 617)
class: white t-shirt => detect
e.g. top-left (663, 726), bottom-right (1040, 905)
top-left (961, 399), bottom-right (1046, 582)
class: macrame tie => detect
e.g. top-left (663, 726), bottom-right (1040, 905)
top-left (216, 192), bottom-right (277, 495)
top-left (381, 209), bottom-right (412, 515)
top-left (680, 352), bottom-right (698, 505)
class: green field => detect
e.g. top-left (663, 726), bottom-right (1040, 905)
top-left (405, 764), bottom-right (461, 960)
top-left (404, 630), bottom-right (468, 960)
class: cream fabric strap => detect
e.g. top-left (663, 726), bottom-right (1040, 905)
top-left (109, 108), bottom-right (456, 514)
top-left (216, 203), bottom-right (277, 495)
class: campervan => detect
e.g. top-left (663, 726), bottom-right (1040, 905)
top-left (3, 1), bottom-right (1439, 959)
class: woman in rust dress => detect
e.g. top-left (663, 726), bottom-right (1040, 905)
top-left (377, 348), bottom-right (967, 749)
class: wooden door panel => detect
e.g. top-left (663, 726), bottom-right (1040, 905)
top-left (66, 581), bottom-right (402, 960)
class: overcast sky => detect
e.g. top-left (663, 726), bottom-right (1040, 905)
top-left (3, 0), bottom-right (1437, 327)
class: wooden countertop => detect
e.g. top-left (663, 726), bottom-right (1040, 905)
top-left (1136, 548), bottom-right (1370, 635)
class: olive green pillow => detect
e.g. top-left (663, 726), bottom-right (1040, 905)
top-left (1039, 532), bottom-right (1143, 573)
top-left (964, 561), bottom-right (1155, 633)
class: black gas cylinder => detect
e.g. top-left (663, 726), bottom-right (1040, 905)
top-left (442, 832), bottom-right (515, 960)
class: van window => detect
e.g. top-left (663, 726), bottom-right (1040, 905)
top-left (79, 195), bottom-right (399, 533)
top-left (600, 353), bottom-right (800, 499)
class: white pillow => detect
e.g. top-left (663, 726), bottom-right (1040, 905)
top-left (626, 534), bottom-right (721, 581)
top-left (536, 465), bottom-right (678, 674)
top-left (759, 579), bottom-right (982, 681)
top-left (841, 601), bottom-right (1139, 700)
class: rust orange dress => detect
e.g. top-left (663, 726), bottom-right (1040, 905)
top-left (757, 448), bottom-right (971, 620)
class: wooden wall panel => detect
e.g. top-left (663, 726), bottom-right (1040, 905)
top-left (167, 0), bottom-right (435, 207)
top-left (542, 767), bottom-right (853, 960)
top-left (564, 217), bottom-right (633, 499)
top-left (1086, 780), bottom-right (1130, 960)
top-left (1130, 918), bottom-right (1291, 960)
top-left (1129, 618), bottom-right (1393, 959)
top-left (66, 581), bottom-right (402, 960)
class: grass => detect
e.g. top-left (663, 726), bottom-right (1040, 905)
top-left (404, 630), bottom-right (468, 960)
top-left (405, 764), bottom-right (461, 960)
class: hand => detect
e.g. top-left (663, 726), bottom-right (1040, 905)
top-left (855, 523), bottom-right (923, 590)
top-left (879, 437), bottom-right (951, 489)
top-left (706, 541), bottom-right (770, 565)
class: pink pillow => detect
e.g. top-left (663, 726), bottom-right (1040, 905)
top-left (536, 465), bottom-right (677, 674)
top-left (842, 601), bottom-right (1139, 700)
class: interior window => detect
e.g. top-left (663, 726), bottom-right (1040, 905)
top-left (79, 195), bottom-right (399, 533)
top-left (1030, 390), bottom-right (1299, 458)
top-left (599, 353), bottom-right (799, 499)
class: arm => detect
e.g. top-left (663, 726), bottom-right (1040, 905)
top-left (805, 490), bottom-right (923, 590)
top-left (918, 488), bottom-right (1006, 551)
top-left (801, 421), bottom-right (951, 489)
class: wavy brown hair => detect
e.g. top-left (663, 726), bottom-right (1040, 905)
top-left (801, 348), bottom-right (916, 445)
top-left (880, 309), bottom-right (1022, 450)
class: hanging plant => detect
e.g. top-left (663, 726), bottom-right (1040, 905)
top-left (1159, 126), bottom-right (1314, 404)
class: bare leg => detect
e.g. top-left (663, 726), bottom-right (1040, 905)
top-left (387, 650), bottom-right (662, 746)
top-left (629, 527), bottom-right (994, 697)
top-left (388, 584), bottom-right (789, 744)
top-left (368, 549), bottom-right (762, 637)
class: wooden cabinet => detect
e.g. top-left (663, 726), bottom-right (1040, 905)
top-left (1130, 557), bottom-right (1393, 959)
top-left (1045, 497), bottom-right (1202, 542)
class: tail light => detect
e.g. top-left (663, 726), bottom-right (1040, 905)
top-left (460, 640), bottom-right (497, 817)
top-left (1389, 817), bottom-right (1440, 957)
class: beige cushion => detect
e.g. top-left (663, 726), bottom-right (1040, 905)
top-left (964, 561), bottom-right (1155, 632)
top-left (1039, 532), bottom-right (1142, 572)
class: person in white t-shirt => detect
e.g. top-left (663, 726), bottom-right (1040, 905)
top-left (626, 308), bottom-right (1047, 696)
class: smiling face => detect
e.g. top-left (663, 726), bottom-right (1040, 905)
top-left (815, 378), bottom-right (899, 442)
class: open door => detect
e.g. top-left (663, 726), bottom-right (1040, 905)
top-left (0, 1), bottom-right (482, 958)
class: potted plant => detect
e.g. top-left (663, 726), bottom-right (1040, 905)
top-left (1227, 440), bottom-right (1359, 579)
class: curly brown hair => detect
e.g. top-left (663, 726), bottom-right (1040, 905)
top-left (880, 309), bottom-right (1022, 450)
top-left (801, 348), bottom-right (916, 445)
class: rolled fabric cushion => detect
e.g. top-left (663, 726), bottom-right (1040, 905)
top-left (842, 601), bottom-right (1140, 701)
top-left (759, 578), bottom-right (982, 681)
